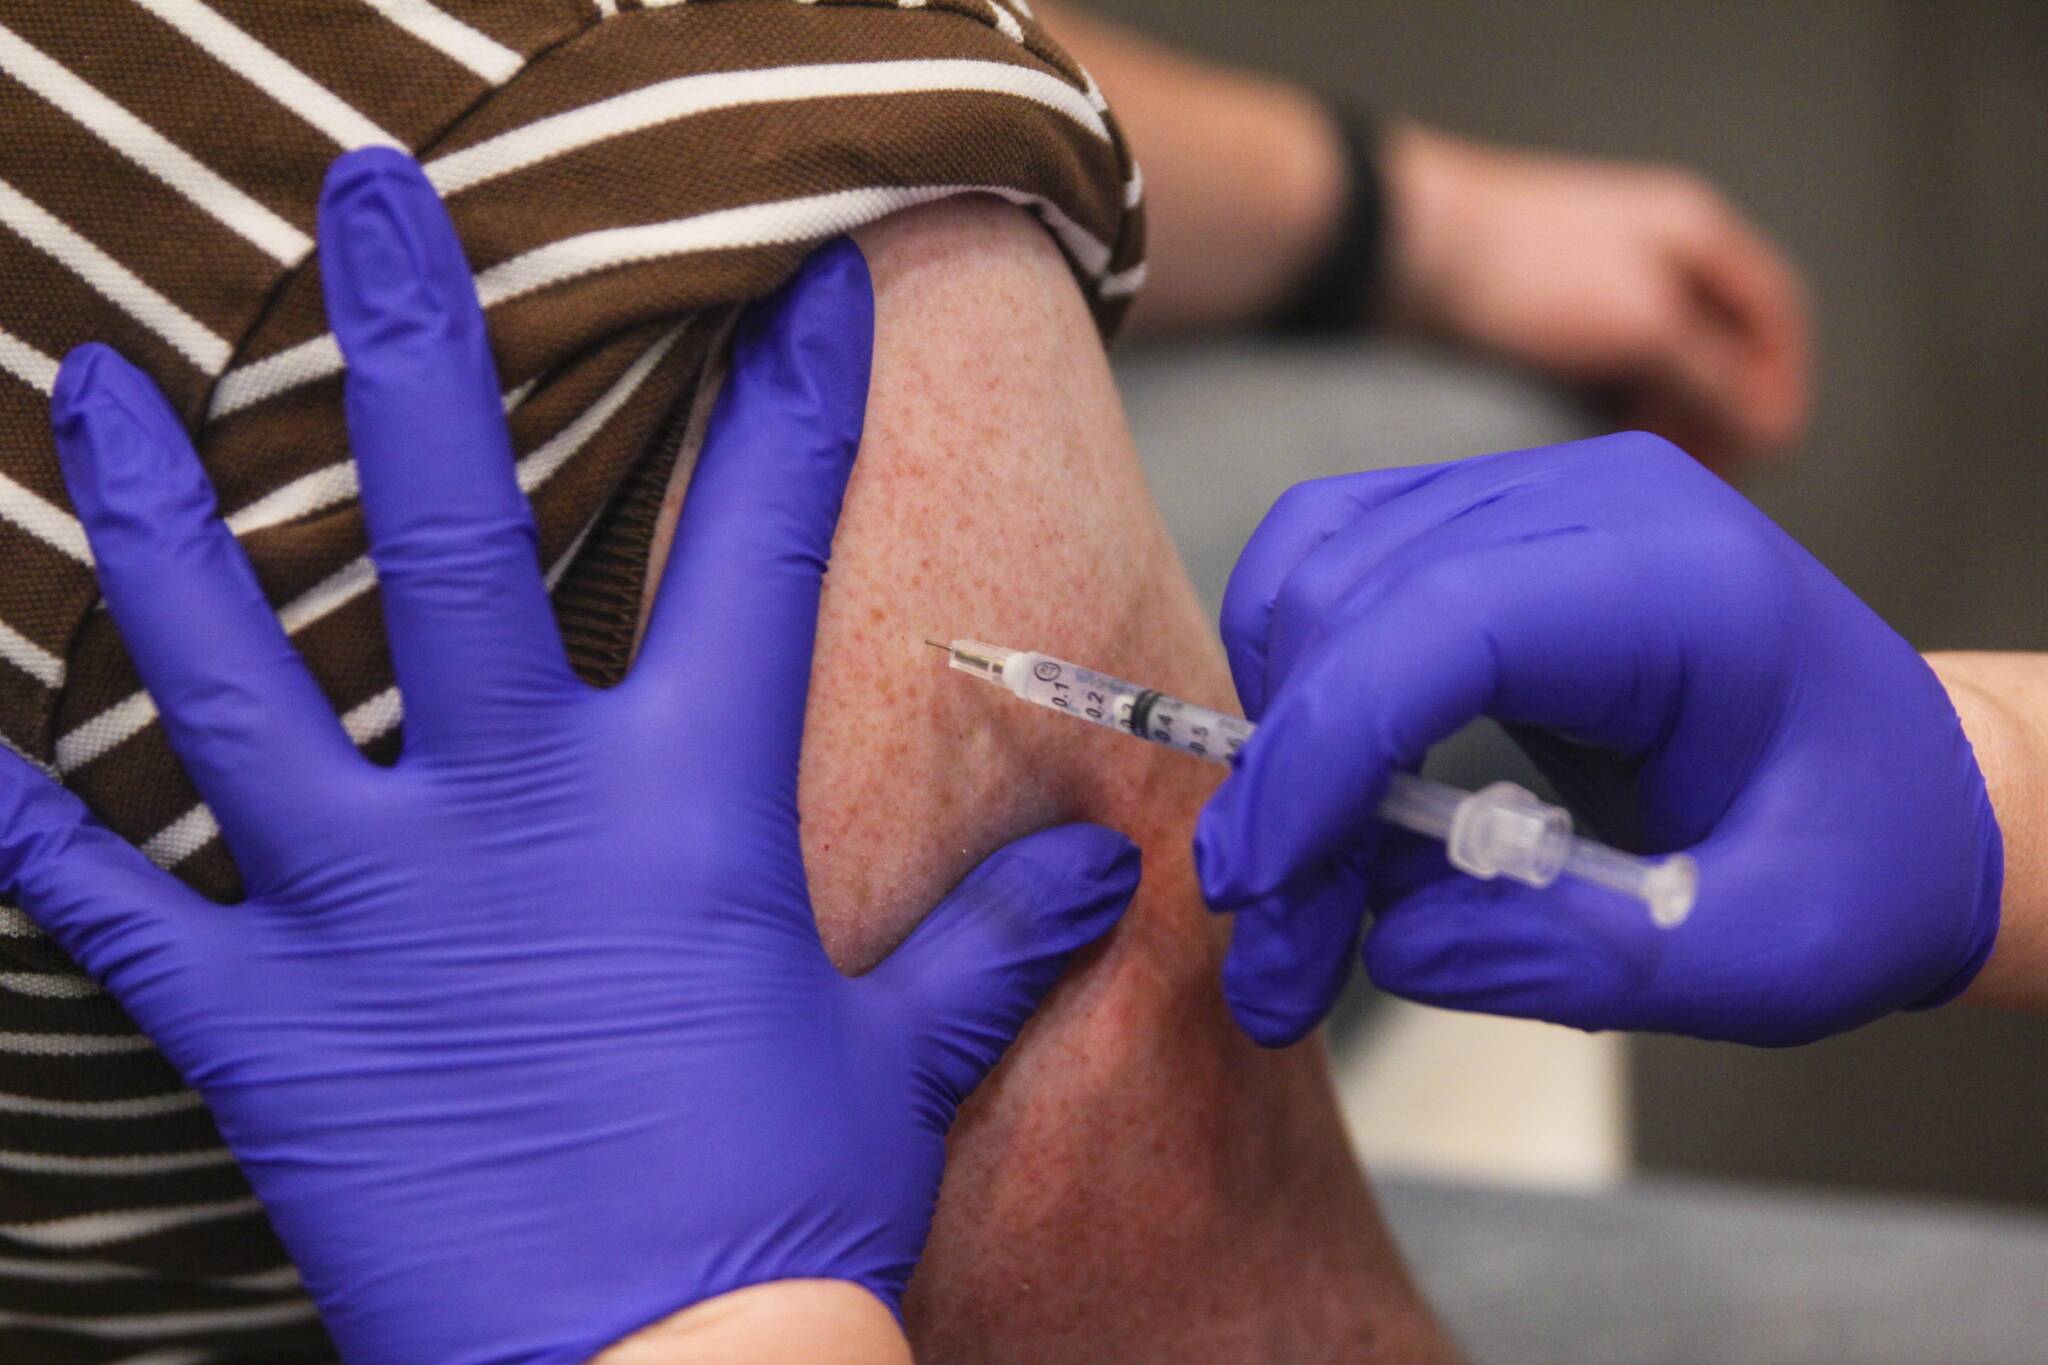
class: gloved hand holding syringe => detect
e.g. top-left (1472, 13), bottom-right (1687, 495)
top-left (928, 638), bottom-right (1697, 928)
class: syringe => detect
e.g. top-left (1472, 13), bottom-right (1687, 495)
top-left (927, 638), bottom-right (1696, 928)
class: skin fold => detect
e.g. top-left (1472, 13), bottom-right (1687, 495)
top-left (641, 198), bottom-right (1454, 1362)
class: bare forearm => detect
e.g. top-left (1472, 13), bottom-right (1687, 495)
top-left (1036, 2), bottom-right (1346, 336)
top-left (1038, 5), bottom-right (1810, 464)
top-left (1930, 652), bottom-right (2048, 1012)
top-left (591, 1281), bottom-right (912, 1365)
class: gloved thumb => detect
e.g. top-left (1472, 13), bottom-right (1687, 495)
top-left (865, 823), bottom-right (1139, 1111)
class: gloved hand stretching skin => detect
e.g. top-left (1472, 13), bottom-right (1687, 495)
top-left (5, 148), bottom-right (1139, 1365)
top-left (1195, 433), bottom-right (2001, 1048)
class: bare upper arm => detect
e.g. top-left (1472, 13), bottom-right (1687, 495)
top-left (648, 195), bottom-right (1233, 973)
top-left (639, 197), bottom-right (1443, 1363)
top-left (808, 199), bottom-right (1242, 972)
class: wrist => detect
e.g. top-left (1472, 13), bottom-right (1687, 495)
top-left (590, 1280), bottom-right (911, 1365)
top-left (1264, 98), bottom-right (1388, 336)
top-left (1929, 654), bottom-right (2043, 1011)
top-left (1270, 85), bottom-right (1352, 265)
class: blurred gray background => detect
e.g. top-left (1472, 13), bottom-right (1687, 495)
top-left (1093, 0), bottom-right (2048, 1210)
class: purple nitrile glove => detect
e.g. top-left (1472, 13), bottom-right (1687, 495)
top-left (1196, 433), bottom-right (2000, 1049)
top-left (6, 147), bottom-right (1138, 1365)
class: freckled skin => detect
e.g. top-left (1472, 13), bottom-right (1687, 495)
top-left (645, 200), bottom-right (1454, 1362)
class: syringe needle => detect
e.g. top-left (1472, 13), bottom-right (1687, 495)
top-left (922, 639), bottom-right (950, 652)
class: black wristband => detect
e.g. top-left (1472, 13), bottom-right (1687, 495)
top-left (1266, 101), bottom-right (1387, 337)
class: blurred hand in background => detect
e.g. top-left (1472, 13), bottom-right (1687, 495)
top-left (1383, 125), bottom-right (1811, 469)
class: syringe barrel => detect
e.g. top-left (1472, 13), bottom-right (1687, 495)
top-left (1002, 651), bottom-right (1252, 764)
top-left (1129, 690), bottom-right (1254, 764)
top-left (1377, 772), bottom-right (1463, 841)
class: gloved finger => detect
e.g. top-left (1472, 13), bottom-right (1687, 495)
top-left (1219, 857), bottom-right (1368, 1048)
top-left (1198, 528), bottom-right (1685, 908)
top-left (1364, 826), bottom-right (1458, 909)
top-left (51, 345), bottom-right (363, 878)
top-left (631, 238), bottom-right (873, 797)
top-left (1218, 464), bottom-right (1444, 719)
top-left (319, 148), bottom-right (573, 758)
top-left (865, 822), bottom-right (1138, 1107)
top-left (1361, 818), bottom-right (1875, 1044)
top-left (0, 747), bottom-right (210, 995)
top-left (1250, 436), bottom-right (1703, 709)
top-left (1227, 441), bottom-right (1667, 721)
top-left (1250, 453), bottom-right (1617, 709)
top-left (1361, 870), bottom-right (1672, 1035)
top-left (1498, 723), bottom-right (1644, 848)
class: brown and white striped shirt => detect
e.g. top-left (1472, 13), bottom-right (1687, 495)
top-left (0, 2), bottom-right (1142, 1357)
